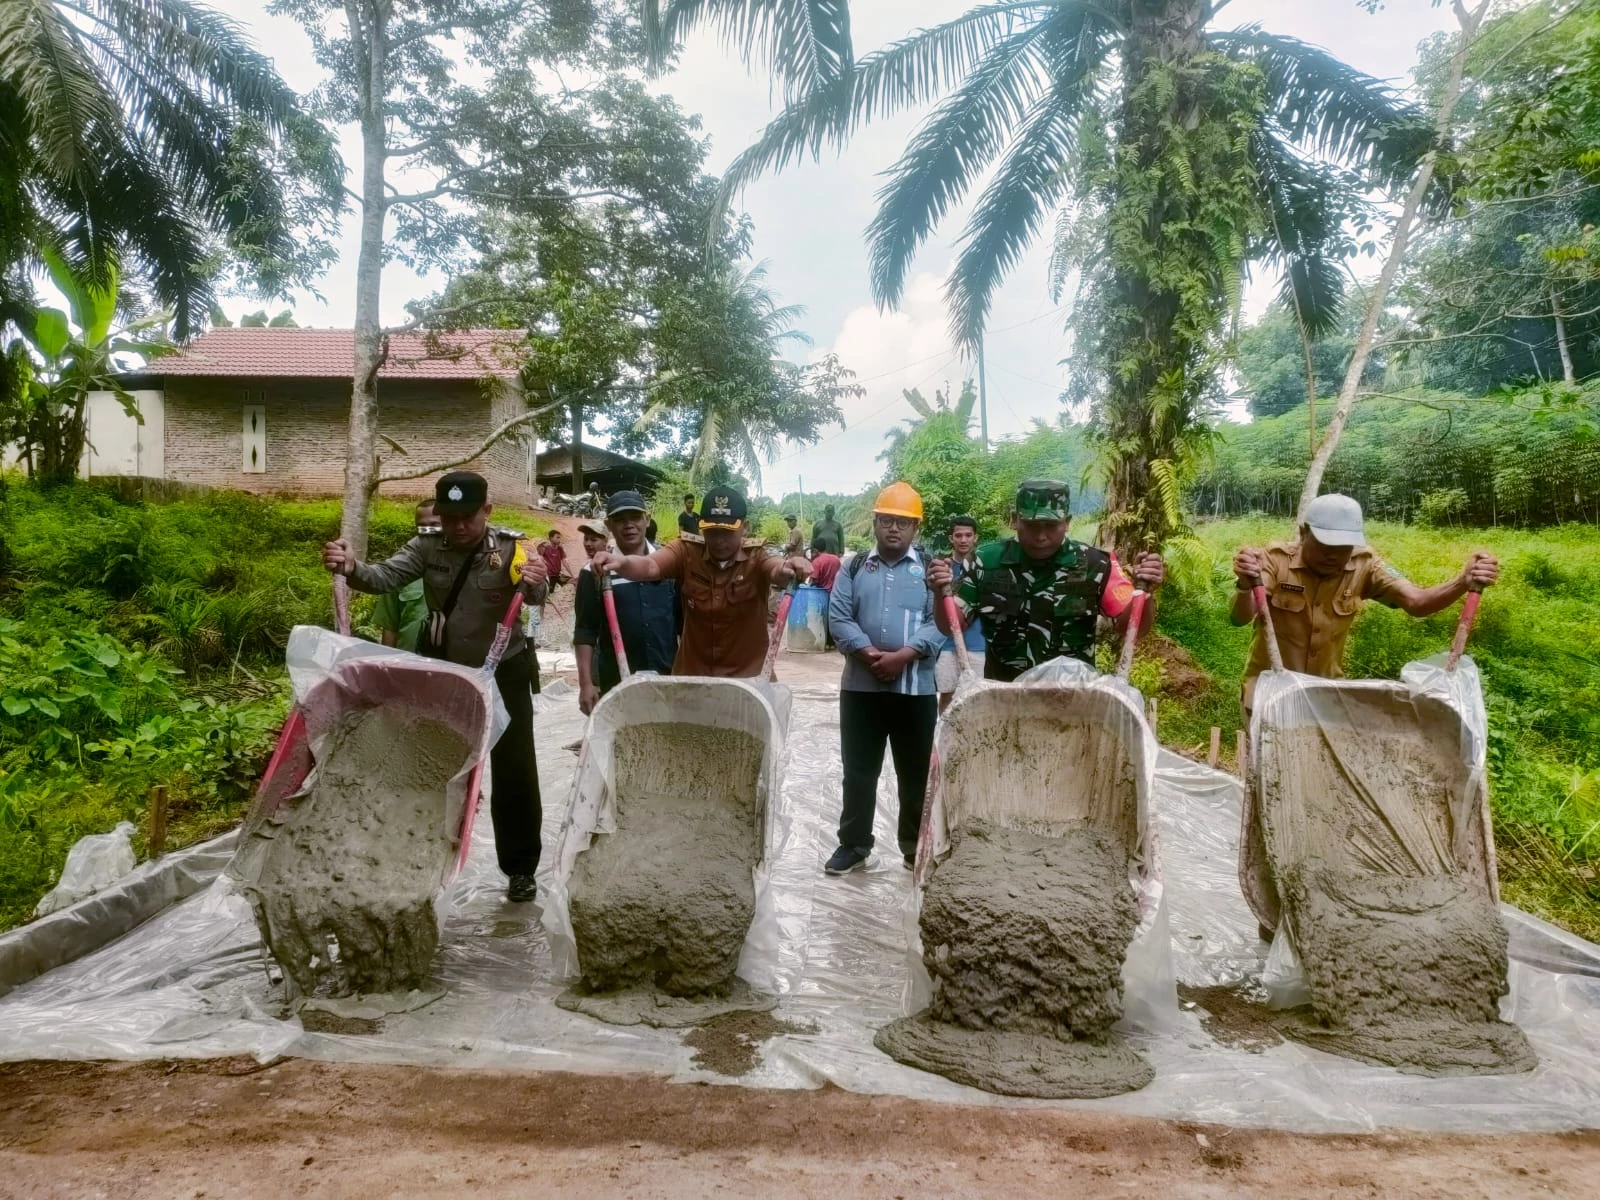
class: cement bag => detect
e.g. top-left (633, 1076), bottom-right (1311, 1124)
top-left (542, 675), bottom-right (790, 993)
top-left (905, 656), bottom-right (1176, 1028)
top-left (1249, 660), bottom-right (1497, 1005)
top-left (34, 822), bottom-right (137, 918)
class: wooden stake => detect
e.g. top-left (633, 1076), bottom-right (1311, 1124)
top-left (1235, 730), bottom-right (1247, 778)
top-left (1208, 726), bottom-right (1221, 769)
top-left (149, 785), bottom-right (168, 858)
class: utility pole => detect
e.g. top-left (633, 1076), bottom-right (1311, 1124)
top-left (977, 336), bottom-right (989, 452)
top-left (798, 475), bottom-right (805, 521)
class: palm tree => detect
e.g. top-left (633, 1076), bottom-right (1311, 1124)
top-left (0, 0), bottom-right (325, 336)
top-left (645, 1), bottom-right (1438, 552)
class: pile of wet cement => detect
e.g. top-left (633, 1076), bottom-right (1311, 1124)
top-left (244, 708), bottom-right (465, 998)
top-left (1277, 866), bottom-right (1536, 1076)
top-left (875, 820), bottom-right (1153, 1098)
top-left (682, 1010), bottom-right (818, 1076)
top-left (561, 722), bottom-right (767, 1025)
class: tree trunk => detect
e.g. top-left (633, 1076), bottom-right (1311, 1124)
top-left (1553, 286), bottom-right (1577, 385)
top-left (569, 399), bottom-right (583, 495)
top-left (340, 2), bottom-right (389, 556)
top-left (1298, 0), bottom-right (1491, 518)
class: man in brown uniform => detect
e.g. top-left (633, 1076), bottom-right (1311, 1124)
top-left (1231, 493), bottom-right (1500, 711)
top-left (591, 487), bottom-right (811, 677)
top-left (1231, 493), bottom-right (1499, 939)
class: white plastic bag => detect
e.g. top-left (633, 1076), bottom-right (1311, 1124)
top-left (34, 822), bottom-right (137, 917)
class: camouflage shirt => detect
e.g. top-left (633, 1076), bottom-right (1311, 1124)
top-left (954, 538), bottom-right (1121, 679)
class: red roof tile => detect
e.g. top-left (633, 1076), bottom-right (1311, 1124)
top-left (152, 328), bottom-right (523, 380)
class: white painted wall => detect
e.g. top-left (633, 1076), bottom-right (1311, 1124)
top-left (81, 390), bottom-right (165, 478)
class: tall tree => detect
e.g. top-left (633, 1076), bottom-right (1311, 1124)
top-left (647, 1), bottom-right (1435, 556)
top-left (1299, 0), bottom-right (1492, 515)
top-left (278, 0), bottom-right (667, 552)
top-left (0, 0), bottom-right (338, 335)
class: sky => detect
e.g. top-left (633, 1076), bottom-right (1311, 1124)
top-left (211, 0), bottom-right (1457, 498)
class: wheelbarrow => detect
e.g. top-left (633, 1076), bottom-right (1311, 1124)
top-left (541, 572), bottom-right (791, 1001)
top-left (227, 576), bottom-right (527, 996)
top-left (1240, 585), bottom-right (1496, 937)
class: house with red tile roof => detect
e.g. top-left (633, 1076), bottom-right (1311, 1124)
top-left (86, 328), bottom-right (534, 500)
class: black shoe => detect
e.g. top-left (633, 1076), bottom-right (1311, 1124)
top-left (824, 846), bottom-right (869, 876)
top-left (507, 874), bottom-right (538, 903)
top-left (903, 853), bottom-right (915, 871)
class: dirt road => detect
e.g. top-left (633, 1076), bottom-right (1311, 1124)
top-left (1, 1059), bottom-right (1592, 1198)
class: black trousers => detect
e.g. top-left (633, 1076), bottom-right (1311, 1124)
top-left (837, 690), bottom-right (937, 857)
top-left (490, 648), bottom-right (543, 877)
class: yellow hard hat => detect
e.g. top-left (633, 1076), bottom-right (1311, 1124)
top-left (872, 481), bottom-right (924, 520)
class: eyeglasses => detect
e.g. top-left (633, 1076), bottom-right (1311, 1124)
top-left (874, 515), bottom-right (916, 531)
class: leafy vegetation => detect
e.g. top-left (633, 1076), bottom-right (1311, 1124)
top-left (0, 480), bottom-right (473, 929)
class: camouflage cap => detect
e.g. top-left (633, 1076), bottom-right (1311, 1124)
top-left (1013, 479), bottom-right (1070, 521)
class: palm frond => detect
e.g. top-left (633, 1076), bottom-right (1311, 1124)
top-left (643, 0), bottom-right (853, 101)
top-left (945, 29), bottom-right (1106, 345)
top-left (1215, 28), bottom-right (1436, 194)
top-left (868, 4), bottom-right (1108, 308)
top-left (1250, 131), bottom-right (1348, 338)
top-left (716, 2), bottom-right (1063, 215)
top-left (0, 0), bottom-right (118, 181)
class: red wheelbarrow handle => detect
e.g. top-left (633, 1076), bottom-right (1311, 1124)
top-left (597, 569), bottom-right (632, 680)
top-left (764, 581), bottom-right (798, 682)
top-left (482, 590), bottom-right (526, 673)
top-left (1446, 585), bottom-right (1484, 673)
top-left (1250, 579), bottom-right (1286, 673)
top-left (1116, 587), bottom-right (1148, 680)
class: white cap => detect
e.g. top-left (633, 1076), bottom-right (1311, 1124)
top-left (1302, 493), bottom-right (1365, 547)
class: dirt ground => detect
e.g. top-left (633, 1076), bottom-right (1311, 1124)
top-left (1, 1059), bottom-right (1593, 1199)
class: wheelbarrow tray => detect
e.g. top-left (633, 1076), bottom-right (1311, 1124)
top-left (232, 650), bottom-right (500, 893)
top-left (1244, 670), bottom-right (1498, 934)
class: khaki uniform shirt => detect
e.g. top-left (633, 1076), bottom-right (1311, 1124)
top-left (1242, 540), bottom-right (1405, 709)
top-left (655, 536), bottom-right (785, 677)
top-left (348, 527), bottom-right (547, 667)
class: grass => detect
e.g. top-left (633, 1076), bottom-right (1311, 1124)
top-left (1142, 516), bottom-right (1600, 939)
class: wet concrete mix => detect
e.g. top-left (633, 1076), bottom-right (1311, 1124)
top-left (1276, 866), bottom-right (1537, 1076)
top-left (559, 722), bottom-right (769, 1027)
top-left (876, 820), bottom-right (1153, 1098)
top-left (243, 707), bottom-right (467, 999)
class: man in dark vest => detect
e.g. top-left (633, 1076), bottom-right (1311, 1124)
top-left (928, 480), bottom-right (1164, 681)
top-left (321, 470), bottom-right (549, 903)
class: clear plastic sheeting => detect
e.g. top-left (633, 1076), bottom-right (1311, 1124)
top-left (909, 657), bottom-right (1173, 1026)
top-left (2, 675), bottom-right (1599, 1132)
top-left (33, 822), bottom-right (137, 917)
top-left (542, 675), bottom-right (789, 989)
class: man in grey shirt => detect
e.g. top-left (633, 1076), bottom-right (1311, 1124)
top-left (823, 482), bottom-right (942, 875)
top-left (321, 470), bottom-right (549, 903)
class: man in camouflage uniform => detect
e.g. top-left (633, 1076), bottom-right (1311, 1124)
top-left (321, 470), bottom-right (549, 903)
top-left (928, 480), bottom-right (1164, 682)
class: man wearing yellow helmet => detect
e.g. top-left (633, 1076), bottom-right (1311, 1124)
top-left (823, 481), bottom-right (943, 875)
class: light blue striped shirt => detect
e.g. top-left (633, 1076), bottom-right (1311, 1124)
top-left (828, 546), bottom-right (943, 695)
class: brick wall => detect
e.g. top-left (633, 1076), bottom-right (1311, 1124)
top-left (161, 377), bottom-right (531, 501)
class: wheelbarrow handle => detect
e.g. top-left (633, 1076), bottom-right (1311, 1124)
top-left (940, 582), bottom-right (972, 679)
top-left (1116, 587), bottom-right (1148, 680)
top-left (482, 590), bottom-right (526, 673)
top-left (763, 580), bottom-right (798, 683)
top-left (331, 574), bottom-right (352, 637)
top-left (597, 569), bottom-right (632, 680)
top-left (1445, 584), bottom-right (1484, 673)
top-left (1251, 579), bottom-right (1285, 673)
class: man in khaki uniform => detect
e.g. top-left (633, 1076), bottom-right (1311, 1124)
top-left (592, 486), bottom-right (810, 677)
top-left (1230, 493), bottom-right (1500, 939)
top-left (322, 470), bottom-right (550, 903)
top-left (1230, 493), bottom-right (1500, 711)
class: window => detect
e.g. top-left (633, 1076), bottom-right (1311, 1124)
top-left (242, 402), bottom-right (266, 473)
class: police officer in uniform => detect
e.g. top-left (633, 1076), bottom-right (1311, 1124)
top-left (928, 479), bottom-right (1165, 681)
top-left (321, 470), bottom-right (550, 903)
